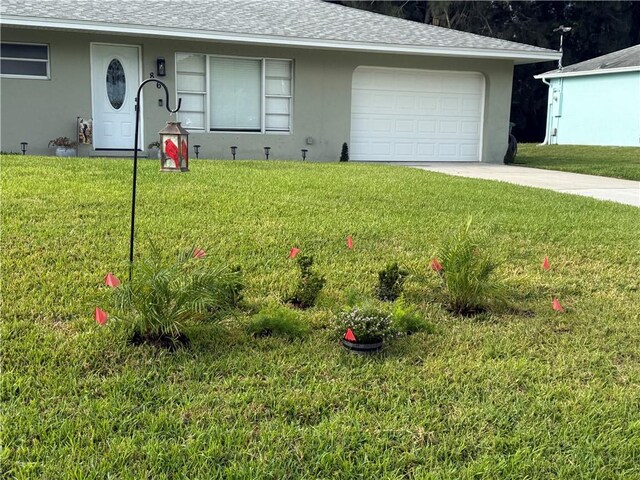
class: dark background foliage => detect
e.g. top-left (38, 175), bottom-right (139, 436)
top-left (330, 1), bottom-right (640, 142)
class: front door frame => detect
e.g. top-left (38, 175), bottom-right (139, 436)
top-left (90, 42), bottom-right (143, 150)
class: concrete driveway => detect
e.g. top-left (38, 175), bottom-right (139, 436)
top-left (409, 163), bottom-right (640, 207)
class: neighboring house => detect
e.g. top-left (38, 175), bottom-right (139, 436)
top-left (535, 44), bottom-right (640, 147)
top-left (0, 0), bottom-right (558, 162)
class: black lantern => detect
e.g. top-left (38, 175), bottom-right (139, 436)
top-left (20, 142), bottom-right (28, 155)
top-left (158, 121), bottom-right (189, 172)
top-left (301, 149), bottom-right (308, 161)
top-left (156, 57), bottom-right (166, 77)
top-left (230, 146), bottom-right (237, 160)
top-left (194, 144), bottom-right (201, 159)
top-left (264, 146), bottom-right (271, 160)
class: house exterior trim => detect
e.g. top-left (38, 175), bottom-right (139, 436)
top-left (535, 66), bottom-right (640, 80)
top-left (2, 16), bottom-right (561, 63)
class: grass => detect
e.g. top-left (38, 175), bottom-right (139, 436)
top-left (515, 144), bottom-right (640, 181)
top-left (2, 155), bottom-right (640, 479)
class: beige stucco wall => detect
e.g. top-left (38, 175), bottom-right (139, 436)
top-left (1, 27), bottom-right (514, 162)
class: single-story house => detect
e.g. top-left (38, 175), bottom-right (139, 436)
top-left (1, 0), bottom-right (559, 162)
top-left (535, 44), bottom-right (640, 147)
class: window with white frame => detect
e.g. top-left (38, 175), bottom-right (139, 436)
top-left (176, 53), bottom-right (207, 130)
top-left (176, 53), bottom-right (293, 133)
top-left (0, 42), bottom-right (50, 79)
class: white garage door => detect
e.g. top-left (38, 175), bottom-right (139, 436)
top-left (350, 67), bottom-right (484, 162)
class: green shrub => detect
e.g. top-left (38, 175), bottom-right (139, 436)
top-left (376, 262), bottom-right (408, 301)
top-left (335, 306), bottom-right (393, 344)
top-left (287, 255), bottom-right (326, 309)
top-left (391, 297), bottom-right (434, 335)
top-left (339, 142), bottom-right (349, 162)
top-left (247, 305), bottom-right (309, 339)
top-left (436, 219), bottom-right (506, 315)
top-left (113, 246), bottom-right (244, 344)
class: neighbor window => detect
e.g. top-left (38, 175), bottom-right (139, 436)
top-left (176, 53), bottom-right (293, 133)
top-left (0, 42), bottom-right (49, 79)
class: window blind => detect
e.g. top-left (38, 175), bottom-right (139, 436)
top-left (210, 57), bottom-right (261, 131)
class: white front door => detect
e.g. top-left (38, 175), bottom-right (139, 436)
top-left (91, 44), bottom-right (140, 149)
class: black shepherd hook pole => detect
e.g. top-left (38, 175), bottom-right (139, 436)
top-left (129, 78), bottom-right (182, 280)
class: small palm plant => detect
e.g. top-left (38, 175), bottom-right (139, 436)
top-left (435, 218), bottom-right (506, 315)
top-left (113, 246), bottom-right (243, 345)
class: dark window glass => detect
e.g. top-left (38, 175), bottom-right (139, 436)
top-left (106, 59), bottom-right (126, 109)
top-left (0, 43), bottom-right (48, 60)
top-left (0, 59), bottom-right (48, 77)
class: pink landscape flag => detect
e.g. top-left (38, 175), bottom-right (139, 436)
top-left (193, 248), bottom-right (206, 259)
top-left (94, 307), bottom-right (108, 325)
top-left (104, 272), bottom-right (121, 288)
top-left (552, 298), bottom-right (564, 312)
top-left (344, 328), bottom-right (357, 342)
top-left (347, 235), bottom-right (353, 250)
top-left (288, 247), bottom-right (300, 259)
top-left (430, 258), bottom-right (443, 272)
top-left (542, 256), bottom-right (550, 271)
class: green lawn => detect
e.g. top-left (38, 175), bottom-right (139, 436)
top-left (2, 155), bottom-right (640, 479)
top-left (515, 144), bottom-right (640, 181)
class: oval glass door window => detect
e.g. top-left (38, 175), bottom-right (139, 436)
top-left (106, 59), bottom-right (126, 110)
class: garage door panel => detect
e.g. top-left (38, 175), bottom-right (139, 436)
top-left (439, 97), bottom-right (463, 114)
top-left (394, 143), bottom-right (415, 156)
top-left (396, 94), bottom-right (419, 112)
top-left (352, 92), bottom-right (397, 113)
top-left (438, 144), bottom-right (459, 157)
top-left (416, 143), bottom-right (436, 157)
top-left (351, 67), bottom-right (483, 162)
top-left (462, 98), bottom-right (482, 114)
top-left (460, 144), bottom-right (479, 158)
top-left (448, 76), bottom-right (483, 94)
top-left (395, 120), bottom-right (417, 134)
top-left (374, 94), bottom-right (397, 110)
top-left (367, 72), bottom-right (396, 90)
top-left (418, 96), bottom-right (438, 112)
top-left (418, 120), bottom-right (437, 134)
top-left (352, 141), bottom-right (392, 156)
top-left (461, 121), bottom-right (480, 135)
top-left (439, 121), bottom-right (459, 134)
top-left (351, 115), bottom-right (393, 134)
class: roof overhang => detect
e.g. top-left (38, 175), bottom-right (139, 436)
top-left (2, 16), bottom-right (561, 64)
top-left (535, 65), bottom-right (640, 80)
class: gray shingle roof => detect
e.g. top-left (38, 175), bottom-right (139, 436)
top-left (537, 44), bottom-right (640, 77)
top-left (1, 0), bottom-right (559, 62)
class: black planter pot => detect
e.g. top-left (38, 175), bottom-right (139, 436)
top-left (341, 338), bottom-right (383, 354)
